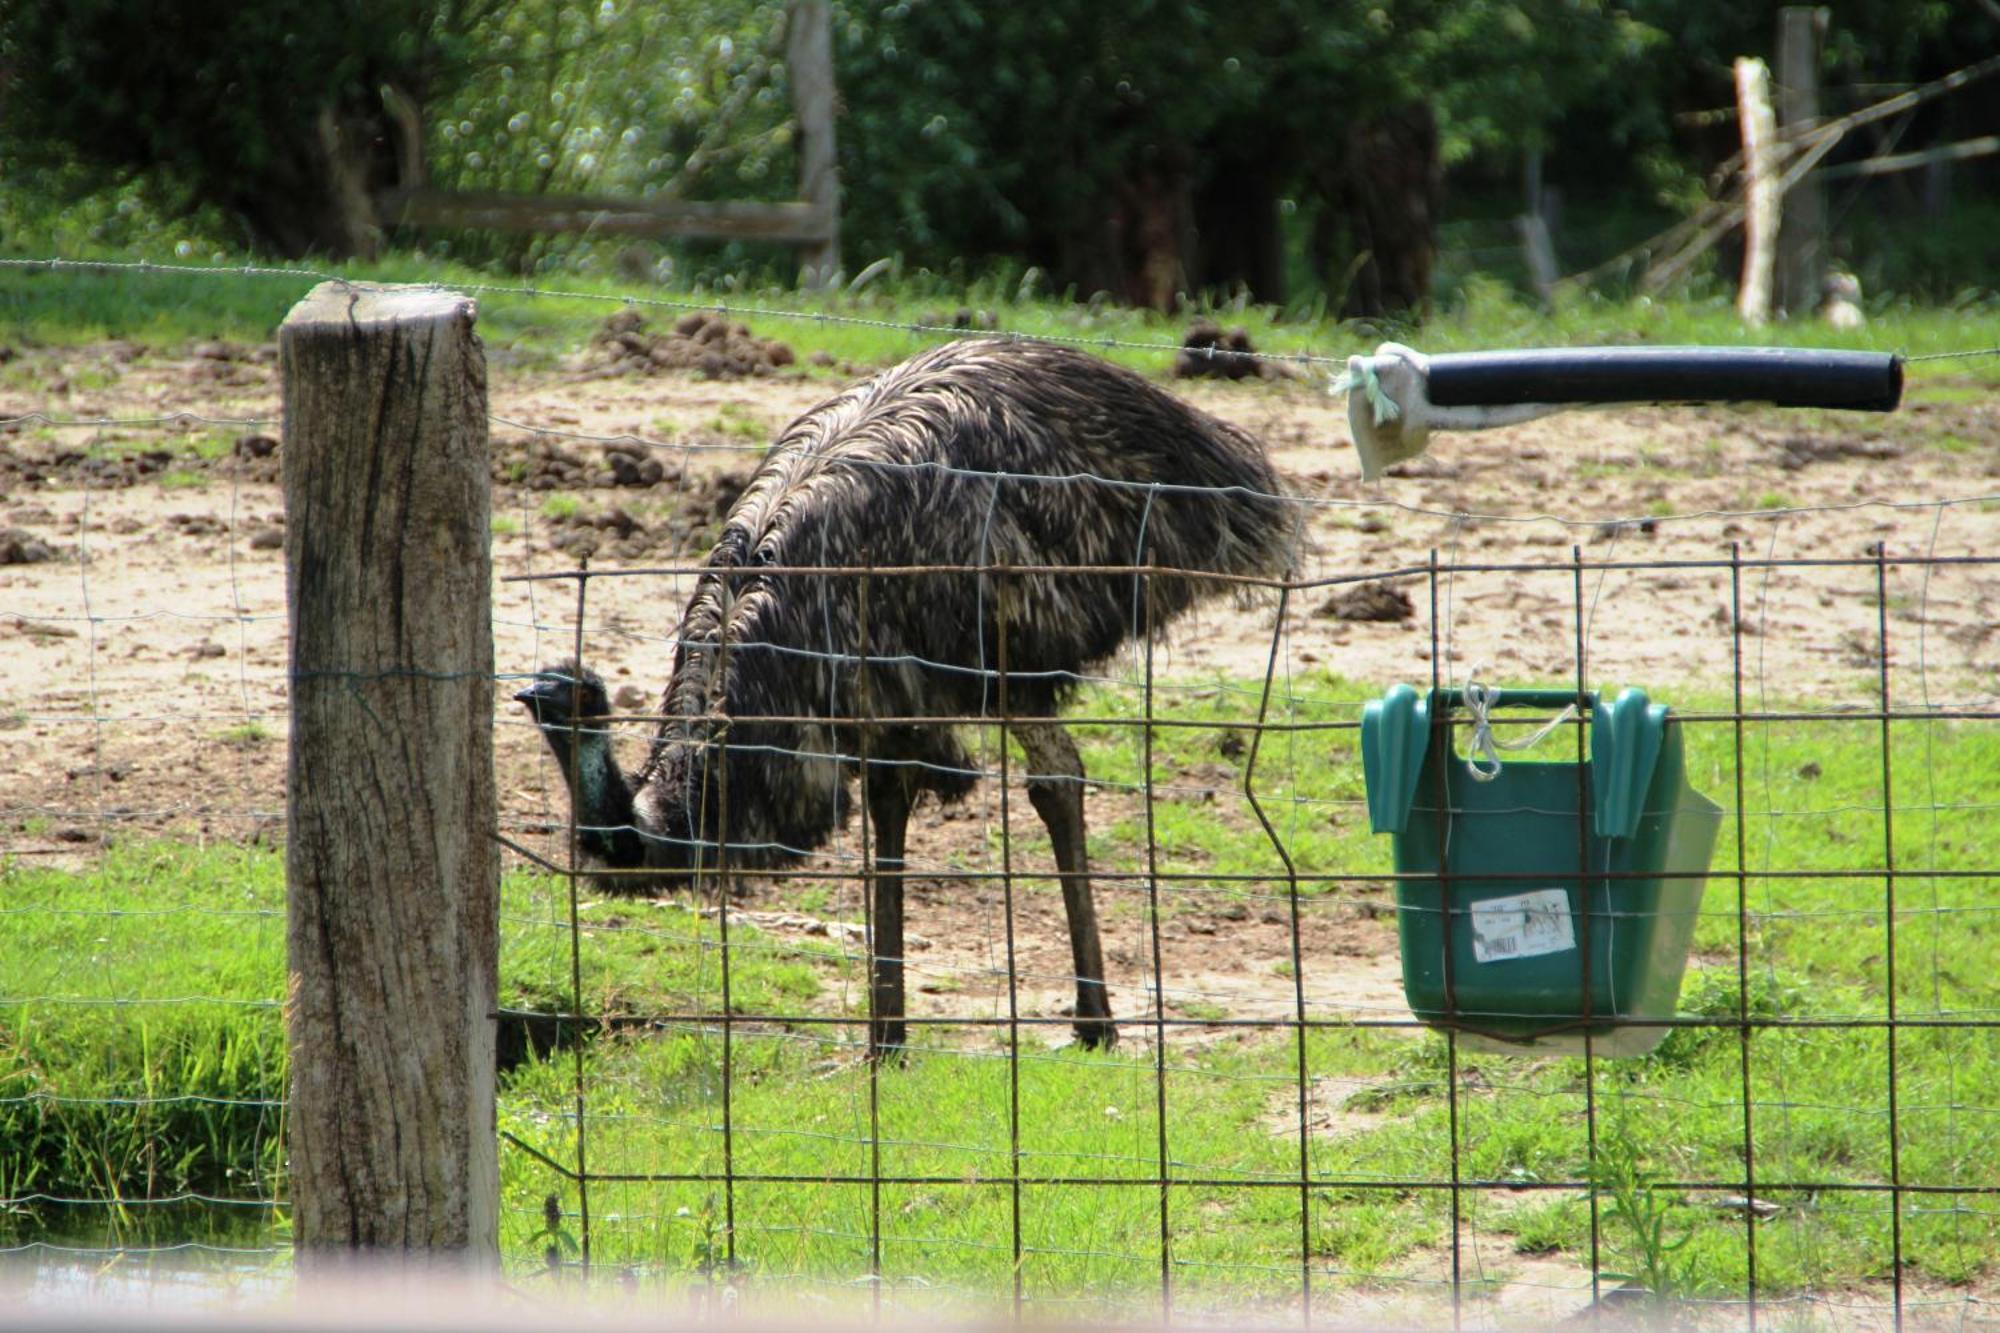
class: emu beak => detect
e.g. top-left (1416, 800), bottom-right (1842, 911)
top-left (513, 681), bottom-right (549, 708)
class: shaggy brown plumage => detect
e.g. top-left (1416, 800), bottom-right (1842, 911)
top-left (518, 338), bottom-right (1294, 1052)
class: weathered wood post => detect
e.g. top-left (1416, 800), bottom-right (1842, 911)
top-left (788, 0), bottom-right (842, 286)
top-left (1775, 7), bottom-right (1828, 319)
top-left (282, 283), bottom-right (499, 1268)
top-left (1517, 149), bottom-right (1561, 305)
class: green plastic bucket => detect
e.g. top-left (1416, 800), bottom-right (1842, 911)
top-left (1361, 685), bottom-right (1723, 1056)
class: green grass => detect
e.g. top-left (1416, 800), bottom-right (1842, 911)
top-left (539, 493), bottom-right (583, 522)
top-left (0, 842), bottom-right (816, 1249)
top-left (2, 681), bottom-right (1996, 1309)
top-left (4, 245), bottom-right (1998, 393)
top-left (704, 401), bottom-right (769, 441)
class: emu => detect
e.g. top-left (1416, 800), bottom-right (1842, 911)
top-left (516, 338), bottom-right (1291, 1054)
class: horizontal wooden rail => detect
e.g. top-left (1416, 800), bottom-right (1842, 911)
top-left (376, 187), bottom-right (833, 245)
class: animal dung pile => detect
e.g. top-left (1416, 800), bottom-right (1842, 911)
top-left (1769, 431), bottom-right (1904, 471)
top-left (544, 505), bottom-right (653, 561)
top-left (920, 307), bottom-right (999, 331)
top-left (166, 512), bottom-right (229, 537)
top-left (0, 528), bottom-right (55, 565)
top-left (189, 339), bottom-right (275, 387)
top-left (537, 468), bottom-right (752, 561)
top-left (495, 436), bottom-right (678, 491)
top-left (1318, 580), bottom-right (1414, 623)
top-left (227, 434), bottom-right (282, 485)
top-left (1173, 321), bottom-right (1305, 381)
top-left (1174, 320), bottom-right (1287, 380)
top-left (587, 308), bottom-right (797, 379)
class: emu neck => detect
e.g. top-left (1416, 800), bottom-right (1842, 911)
top-left (545, 721), bottom-right (639, 864)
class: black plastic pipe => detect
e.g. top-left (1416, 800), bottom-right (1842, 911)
top-left (1425, 346), bottom-right (1903, 412)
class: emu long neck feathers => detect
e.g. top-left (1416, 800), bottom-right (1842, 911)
top-left (540, 712), bottom-right (639, 866)
top-left (632, 339), bottom-right (1292, 871)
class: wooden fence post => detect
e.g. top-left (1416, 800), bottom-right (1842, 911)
top-left (1776, 6), bottom-right (1829, 318)
top-left (788, 0), bottom-right (842, 286)
top-left (282, 283), bottom-right (499, 1268)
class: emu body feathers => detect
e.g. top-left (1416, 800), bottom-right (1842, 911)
top-left (518, 338), bottom-right (1292, 1050)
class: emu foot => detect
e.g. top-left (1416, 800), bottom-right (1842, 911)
top-left (1072, 1015), bottom-right (1119, 1050)
top-left (867, 1020), bottom-right (909, 1062)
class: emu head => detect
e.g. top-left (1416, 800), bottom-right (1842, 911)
top-left (514, 660), bottom-right (611, 740)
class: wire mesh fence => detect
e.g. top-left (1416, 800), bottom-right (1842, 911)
top-left (490, 545), bottom-right (1999, 1327)
top-left (1, 260), bottom-right (1997, 1325)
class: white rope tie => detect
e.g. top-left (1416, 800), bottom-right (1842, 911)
top-left (1463, 673), bottom-right (1578, 782)
top-left (1332, 357), bottom-right (1402, 426)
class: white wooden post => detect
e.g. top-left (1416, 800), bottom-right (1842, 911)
top-left (1736, 58), bottom-right (1779, 326)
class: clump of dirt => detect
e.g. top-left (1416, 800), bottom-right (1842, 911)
top-left (1320, 580), bottom-right (1414, 623)
top-left (167, 512), bottom-right (228, 538)
top-left (188, 339), bottom-right (275, 388)
top-left (0, 430), bottom-right (281, 493)
top-left (920, 308), bottom-right (998, 332)
top-left (192, 339), bottom-right (273, 365)
top-left (1768, 432), bottom-right (1904, 471)
top-left (587, 309), bottom-right (796, 379)
top-left (225, 434), bottom-right (282, 485)
top-left (495, 436), bottom-right (683, 491)
top-left (0, 444), bottom-right (178, 491)
top-left (1174, 320), bottom-right (1294, 381)
top-left (0, 528), bottom-right (57, 564)
top-left (5, 615), bottom-right (76, 641)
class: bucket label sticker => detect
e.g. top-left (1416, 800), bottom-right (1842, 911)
top-left (1469, 889), bottom-right (1576, 963)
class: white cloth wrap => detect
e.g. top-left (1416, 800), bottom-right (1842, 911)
top-left (1340, 342), bottom-right (1572, 480)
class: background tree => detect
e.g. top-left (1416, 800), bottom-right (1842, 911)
top-left (832, 0), bottom-right (1655, 315)
top-left (2, 0), bottom-right (1992, 300)
top-left (0, 0), bottom-right (498, 257)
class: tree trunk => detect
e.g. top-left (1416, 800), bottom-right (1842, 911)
top-left (1195, 156), bottom-right (1286, 304)
top-left (1321, 102), bottom-right (1443, 318)
top-left (282, 282), bottom-right (499, 1268)
top-left (1774, 7), bottom-right (1828, 318)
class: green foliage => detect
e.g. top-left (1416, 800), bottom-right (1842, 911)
top-left (5, 0), bottom-right (1998, 299)
top-left (0, 842), bottom-right (817, 1244)
top-left (1521, 1), bottom-right (1992, 265)
top-left (0, 843), bottom-right (287, 1244)
top-left (0, 0), bottom-right (491, 255)
top-left (830, 0), bottom-right (1649, 293)
top-left (423, 0), bottom-right (797, 272)
top-left (1589, 1115), bottom-right (1700, 1305)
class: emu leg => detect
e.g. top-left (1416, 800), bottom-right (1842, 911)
top-left (1015, 721), bottom-right (1117, 1049)
top-left (866, 771), bottom-right (914, 1058)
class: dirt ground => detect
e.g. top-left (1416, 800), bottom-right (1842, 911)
top-left (2, 334), bottom-right (1997, 1043)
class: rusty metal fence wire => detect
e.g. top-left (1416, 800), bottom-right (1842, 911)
top-left (495, 542), bottom-right (2000, 1329)
top-left (1, 258), bottom-right (1998, 1325)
